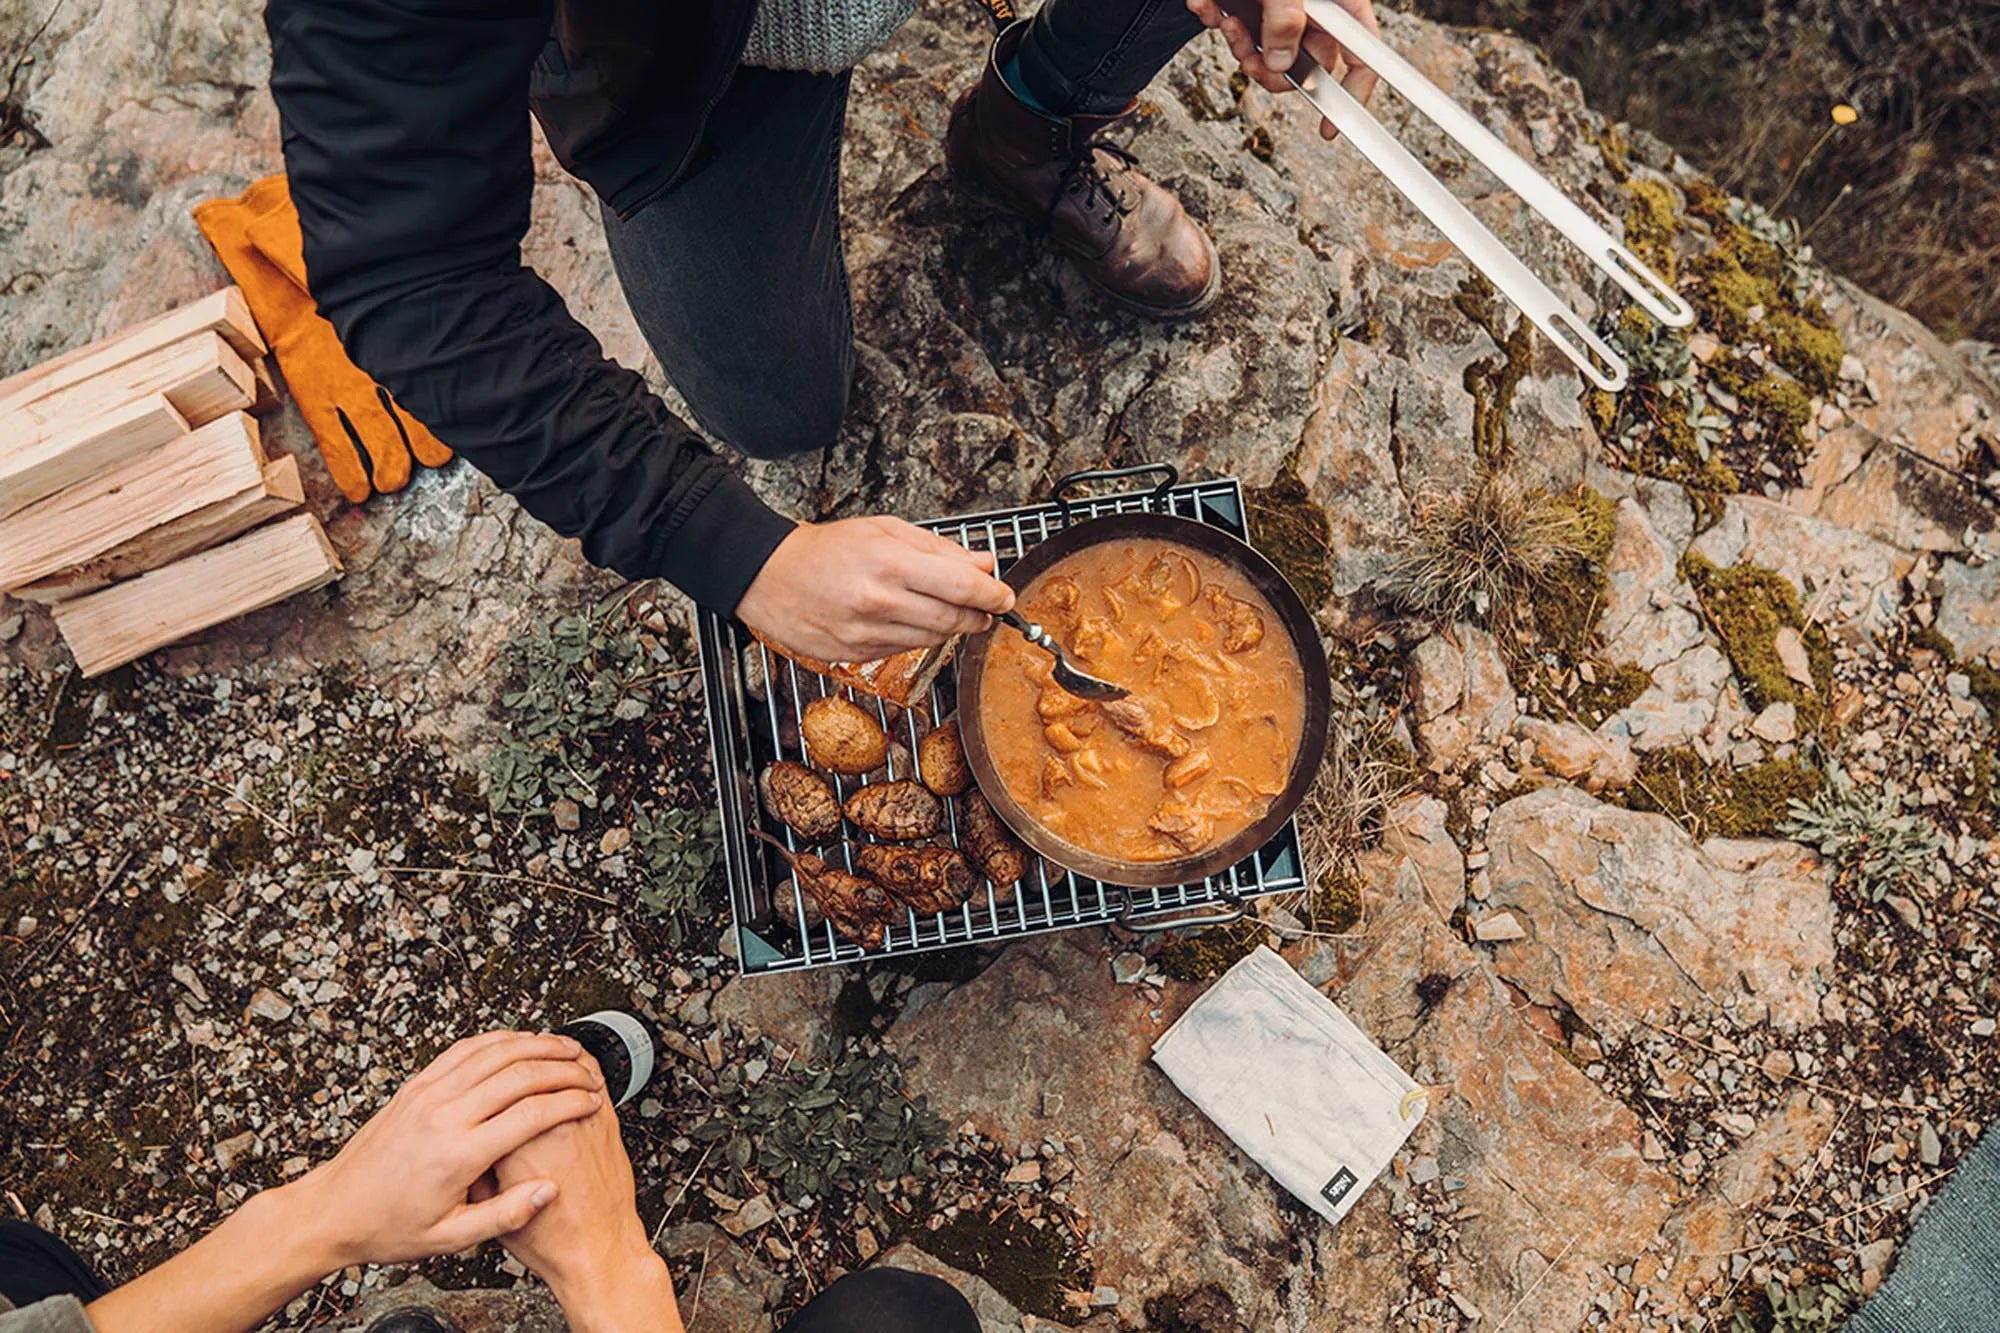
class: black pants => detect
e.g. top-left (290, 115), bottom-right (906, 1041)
top-left (0, 1220), bottom-right (973, 1332)
top-left (604, 0), bottom-right (1206, 461)
top-left (0, 1220), bottom-right (108, 1309)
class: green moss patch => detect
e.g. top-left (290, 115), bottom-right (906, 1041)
top-left (1453, 276), bottom-right (1537, 466)
top-left (1246, 465), bottom-right (1334, 612)
top-left (1530, 487), bottom-right (1618, 654)
top-left (916, 1209), bottom-right (1091, 1321)
top-left (1592, 175), bottom-right (1845, 497)
top-left (1310, 862), bottom-right (1364, 934)
top-left (1156, 919), bottom-right (1265, 982)
top-left (1496, 487), bottom-right (1654, 727)
top-left (1767, 307), bottom-right (1845, 394)
top-left (1623, 179), bottom-right (1681, 279)
top-left (1680, 553), bottom-right (1832, 727)
top-left (1612, 749), bottom-right (1822, 839)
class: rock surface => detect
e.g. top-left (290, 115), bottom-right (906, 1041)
top-left (1484, 787), bottom-right (1835, 1037)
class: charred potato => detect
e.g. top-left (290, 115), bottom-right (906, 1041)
top-left (842, 780), bottom-right (943, 841)
top-left (960, 789), bottom-right (1030, 888)
top-left (918, 719), bottom-right (972, 797)
top-left (758, 761), bottom-right (842, 842)
top-left (856, 843), bottom-right (978, 915)
top-left (802, 695), bottom-right (889, 774)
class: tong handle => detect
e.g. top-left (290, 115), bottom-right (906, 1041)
top-left (1052, 462), bottom-right (1180, 524)
top-left (1299, 0), bottom-right (1693, 331)
top-left (1115, 895), bottom-right (1248, 933)
top-left (1278, 52), bottom-right (1631, 391)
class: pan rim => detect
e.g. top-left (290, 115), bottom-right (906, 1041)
top-left (956, 511), bottom-right (1332, 889)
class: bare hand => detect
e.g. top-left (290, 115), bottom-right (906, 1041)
top-left (735, 516), bottom-right (1015, 663)
top-left (1185, 0), bottom-right (1381, 141)
top-left (297, 1031), bottom-right (605, 1266)
top-left (476, 1092), bottom-right (681, 1332)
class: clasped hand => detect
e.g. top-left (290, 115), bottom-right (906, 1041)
top-left (292, 1030), bottom-right (606, 1267)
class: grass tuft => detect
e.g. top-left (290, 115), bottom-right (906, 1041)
top-left (1378, 475), bottom-right (1603, 634)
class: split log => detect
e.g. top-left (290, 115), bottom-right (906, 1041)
top-left (0, 332), bottom-right (256, 450)
top-left (9, 454), bottom-right (304, 604)
top-left (0, 413), bottom-right (276, 592)
top-left (0, 287), bottom-right (264, 414)
top-left (52, 512), bottom-right (343, 677)
top-left (0, 394), bottom-right (190, 520)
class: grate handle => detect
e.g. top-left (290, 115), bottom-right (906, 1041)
top-left (1115, 890), bottom-right (1246, 933)
top-left (1052, 463), bottom-right (1179, 525)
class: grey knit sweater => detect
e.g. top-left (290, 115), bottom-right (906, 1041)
top-left (740, 0), bottom-right (917, 71)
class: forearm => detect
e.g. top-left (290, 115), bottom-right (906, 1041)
top-left (84, 1182), bottom-right (337, 1333)
top-left (545, 1238), bottom-right (686, 1333)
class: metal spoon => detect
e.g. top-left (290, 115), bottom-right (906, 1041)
top-left (998, 610), bottom-right (1129, 702)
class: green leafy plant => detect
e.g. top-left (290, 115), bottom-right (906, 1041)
top-left (691, 1045), bottom-right (948, 1205)
top-left (484, 593), bottom-right (658, 816)
top-left (1780, 763), bottom-right (1943, 902)
top-left (1728, 197), bottom-right (1817, 303)
top-left (632, 805), bottom-right (721, 918)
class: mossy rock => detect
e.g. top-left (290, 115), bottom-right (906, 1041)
top-left (1453, 276), bottom-right (1537, 465)
top-left (1155, 919), bottom-right (1265, 982)
top-left (1613, 748), bottom-right (1821, 839)
top-left (1737, 373), bottom-right (1815, 460)
top-left (1682, 176), bottom-right (1733, 226)
top-left (1685, 246), bottom-right (1779, 344)
top-left (1246, 465), bottom-right (1334, 612)
top-left (914, 1207), bottom-right (1090, 1321)
top-left (1623, 394), bottom-right (1743, 493)
top-left (1623, 178), bottom-right (1680, 279)
top-left (1311, 863), bottom-right (1364, 934)
top-left (1680, 552), bottom-right (1833, 727)
top-left (1529, 487), bottom-right (1617, 656)
top-left (1561, 660), bottom-right (1654, 729)
top-left (1766, 306), bottom-right (1845, 395)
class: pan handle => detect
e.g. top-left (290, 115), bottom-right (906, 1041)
top-left (1115, 887), bottom-right (1247, 933)
top-left (1052, 463), bottom-right (1179, 525)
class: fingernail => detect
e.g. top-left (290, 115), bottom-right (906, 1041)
top-left (531, 1183), bottom-right (556, 1208)
top-left (560, 1036), bottom-right (582, 1053)
top-left (1268, 48), bottom-right (1293, 67)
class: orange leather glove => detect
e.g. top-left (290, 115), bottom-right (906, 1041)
top-left (193, 174), bottom-right (452, 502)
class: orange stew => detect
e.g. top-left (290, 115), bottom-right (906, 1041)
top-left (977, 539), bottom-right (1306, 863)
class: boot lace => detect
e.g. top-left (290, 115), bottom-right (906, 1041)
top-left (1055, 141), bottom-right (1139, 231)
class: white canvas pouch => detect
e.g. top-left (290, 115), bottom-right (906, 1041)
top-left (1151, 945), bottom-right (1425, 1224)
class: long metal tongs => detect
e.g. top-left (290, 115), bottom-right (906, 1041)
top-left (1268, 0), bottom-right (1694, 390)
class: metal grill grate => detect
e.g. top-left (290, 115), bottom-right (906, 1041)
top-left (695, 476), bottom-right (1309, 975)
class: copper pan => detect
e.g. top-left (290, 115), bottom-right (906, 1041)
top-left (956, 466), bottom-right (1331, 889)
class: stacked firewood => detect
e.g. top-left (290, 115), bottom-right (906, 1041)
top-left (0, 288), bottom-right (341, 676)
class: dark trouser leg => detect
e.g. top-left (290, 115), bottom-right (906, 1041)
top-left (1010, 0), bottom-right (1209, 115)
top-left (778, 1268), bottom-right (979, 1333)
top-left (601, 67), bottom-right (855, 461)
top-left (0, 1220), bottom-right (109, 1308)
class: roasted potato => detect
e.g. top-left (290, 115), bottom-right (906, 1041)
top-left (802, 695), bottom-right (889, 774)
top-left (918, 718), bottom-right (972, 796)
top-left (842, 780), bottom-right (943, 841)
top-left (758, 761), bottom-right (842, 841)
top-left (960, 789), bottom-right (1030, 888)
top-left (856, 843), bottom-right (978, 915)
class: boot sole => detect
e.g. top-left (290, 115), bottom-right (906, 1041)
top-left (945, 173), bottom-right (1224, 322)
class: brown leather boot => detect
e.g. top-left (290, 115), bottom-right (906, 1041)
top-left (945, 21), bottom-right (1220, 319)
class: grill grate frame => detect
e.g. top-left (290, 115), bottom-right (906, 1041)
top-left (695, 477), bottom-right (1310, 976)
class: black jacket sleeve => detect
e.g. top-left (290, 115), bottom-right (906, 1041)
top-left (265, 0), bottom-right (796, 613)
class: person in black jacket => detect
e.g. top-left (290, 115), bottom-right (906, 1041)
top-left (266, 0), bottom-right (1377, 663)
